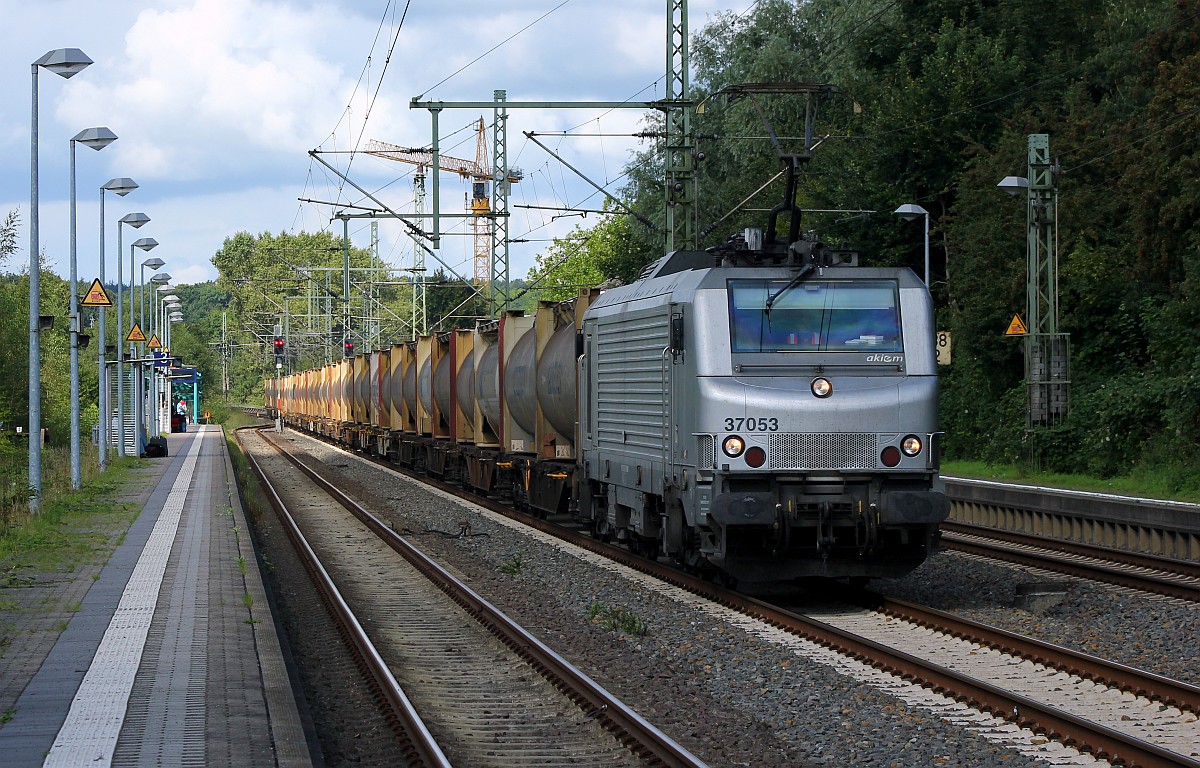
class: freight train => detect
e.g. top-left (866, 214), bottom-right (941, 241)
top-left (266, 222), bottom-right (949, 585)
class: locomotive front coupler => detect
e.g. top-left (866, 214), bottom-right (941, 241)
top-left (815, 501), bottom-right (837, 559)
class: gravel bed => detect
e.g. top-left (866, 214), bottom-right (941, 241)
top-left (242, 451), bottom-right (406, 767)
top-left (875, 550), bottom-right (1200, 685)
top-left (279, 433), bottom-right (1102, 768)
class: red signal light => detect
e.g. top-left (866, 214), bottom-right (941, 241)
top-left (273, 337), bottom-right (284, 352)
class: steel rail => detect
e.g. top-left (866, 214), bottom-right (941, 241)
top-left (942, 521), bottom-right (1200, 581)
top-left (940, 529), bottom-right (1200, 603)
top-left (256, 428), bottom-right (709, 768)
top-left (234, 427), bottom-right (453, 768)
top-left (268, 424), bottom-right (1200, 767)
top-left (860, 592), bottom-right (1200, 716)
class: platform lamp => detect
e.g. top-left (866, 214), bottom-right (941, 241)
top-left (147, 277), bottom-right (173, 434)
top-left (140, 261), bottom-right (166, 434)
top-left (98, 178), bottom-right (138, 471)
top-left (115, 213), bottom-right (149, 456)
top-left (154, 286), bottom-right (176, 432)
top-left (128, 237), bottom-right (158, 454)
top-left (28, 47), bottom-right (93, 512)
top-left (167, 311), bottom-right (183, 352)
top-left (893, 203), bottom-right (930, 287)
top-left (167, 311), bottom-right (184, 417)
top-left (157, 286), bottom-right (176, 355)
top-left (67, 127), bottom-right (118, 490)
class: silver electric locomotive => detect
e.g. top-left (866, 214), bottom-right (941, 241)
top-left (576, 231), bottom-right (948, 583)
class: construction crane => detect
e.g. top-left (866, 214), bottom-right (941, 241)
top-left (365, 119), bottom-right (522, 291)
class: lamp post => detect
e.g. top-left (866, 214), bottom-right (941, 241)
top-left (168, 312), bottom-right (183, 420)
top-left (97, 178), bottom-right (137, 471)
top-left (68, 127), bottom-right (118, 490)
top-left (168, 312), bottom-right (183, 359)
top-left (149, 280), bottom-right (172, 434)
top-left (141, 261), bottom-right (166, 435)
top-left (128, 237), bottom-right (158, 454)
top-left (114, 213), bottom-right (149, 456)
top-left (29, 47), bottom-right (93, 512)
top-left (157, 286), bottom-right (176, 345)
top-left (894, 203), bottom-right (930, 287)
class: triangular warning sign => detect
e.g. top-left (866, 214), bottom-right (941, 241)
top-left (1005, 314), bottom-right (1028, 336)
top-left (126, 323), bottom-right (146, 343)
top-left (147, 334), bottom-right (162, 350)
top-left (80, 278), bottom-right (112, 307)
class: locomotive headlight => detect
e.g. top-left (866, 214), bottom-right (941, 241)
top-left (811, 377), bottom-right (832, 398)
top-left (901, 434), bottom-right (923, 456)
top-left (722, 435), bottom-right (746, 458)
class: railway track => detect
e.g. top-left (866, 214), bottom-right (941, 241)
top-left (263, 425), bottom-right (1200, 768)
top-left (939, 523), bottom-right (1200, 602)
top-left (236, 426), bottom-right (707, 768)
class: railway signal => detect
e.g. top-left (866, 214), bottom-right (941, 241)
top-left (273, 336), bottom-right (284, 366)
top-left (343, 341), bottom-right (354, 358)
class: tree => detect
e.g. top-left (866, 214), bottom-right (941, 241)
top-left (423, 269), bottom-right (485, 331)
top-left (524, 210), bottom-right (646, 301)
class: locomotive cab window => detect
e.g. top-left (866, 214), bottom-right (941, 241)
top-left (729, 279), bottom-right (901, 354)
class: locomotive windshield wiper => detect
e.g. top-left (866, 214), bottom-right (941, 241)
top-left (764, 263), bottom-right (814, 319)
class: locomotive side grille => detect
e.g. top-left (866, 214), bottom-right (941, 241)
top-left (697, 434), bottom-right (715, 469)
top-left (769, 433), bottom-right (877, 470)
top-left (593, 310), bottom-right (671, 454)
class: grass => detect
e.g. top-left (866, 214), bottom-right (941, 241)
top-left (0, 458), bottom-right (141, 583)
top-left (223, 425), bottom-right (270, 528)
top-left (500, 551), bottom-right (526, 575)
top-left (587, 603), bottom-right (649, 636)
top-left (942, 460), bottom-right (1200, 503)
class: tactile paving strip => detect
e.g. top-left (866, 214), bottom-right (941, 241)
top-left (42, 435), bottom-right (204, 767)
top-left (112, 433), bottom-right (211, 767)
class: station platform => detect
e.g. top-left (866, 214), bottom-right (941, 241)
top-left (0, 425), bottom-right (312, 767)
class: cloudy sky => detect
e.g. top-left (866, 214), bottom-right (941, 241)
top-left (0, 0), bottom-right (736, 291)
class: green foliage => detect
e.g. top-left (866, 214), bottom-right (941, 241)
top-left (0, 210), bottom-right (17, 269)
top-left (587, 602), bottom-right (649, 636)
top-left (658, 0), bottom-right (1200, 486)
top-left (0, 474), bottom-right (139, 571)
top-left (524, 210), bottom-right (645, 298)
top-left (499, 551), bottom-right (525, 575)
top-left (424, 268), bottom-right (486, 332)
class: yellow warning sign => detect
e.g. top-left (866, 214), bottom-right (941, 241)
top-left (147, 334), bottom-right (162, 350)
top-left (1005, 314), bottom-right (1028, 336)
top-left (126, 323), bottom-right (146, 343)
top-left (80, 278), bottom-right (112, 307)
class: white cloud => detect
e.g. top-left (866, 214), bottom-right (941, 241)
top-left (56, 0), bottom-right (385, 183)
top-left (2, 0), bottom-right (744, 291)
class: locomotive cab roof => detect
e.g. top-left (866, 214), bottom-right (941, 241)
top-left (640, 228), bottom-right (859, 282)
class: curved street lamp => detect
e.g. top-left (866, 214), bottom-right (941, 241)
top-left (29, 47), bottom-right (93, 512)
top-left (893, 203), bottom-right (930, 287)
